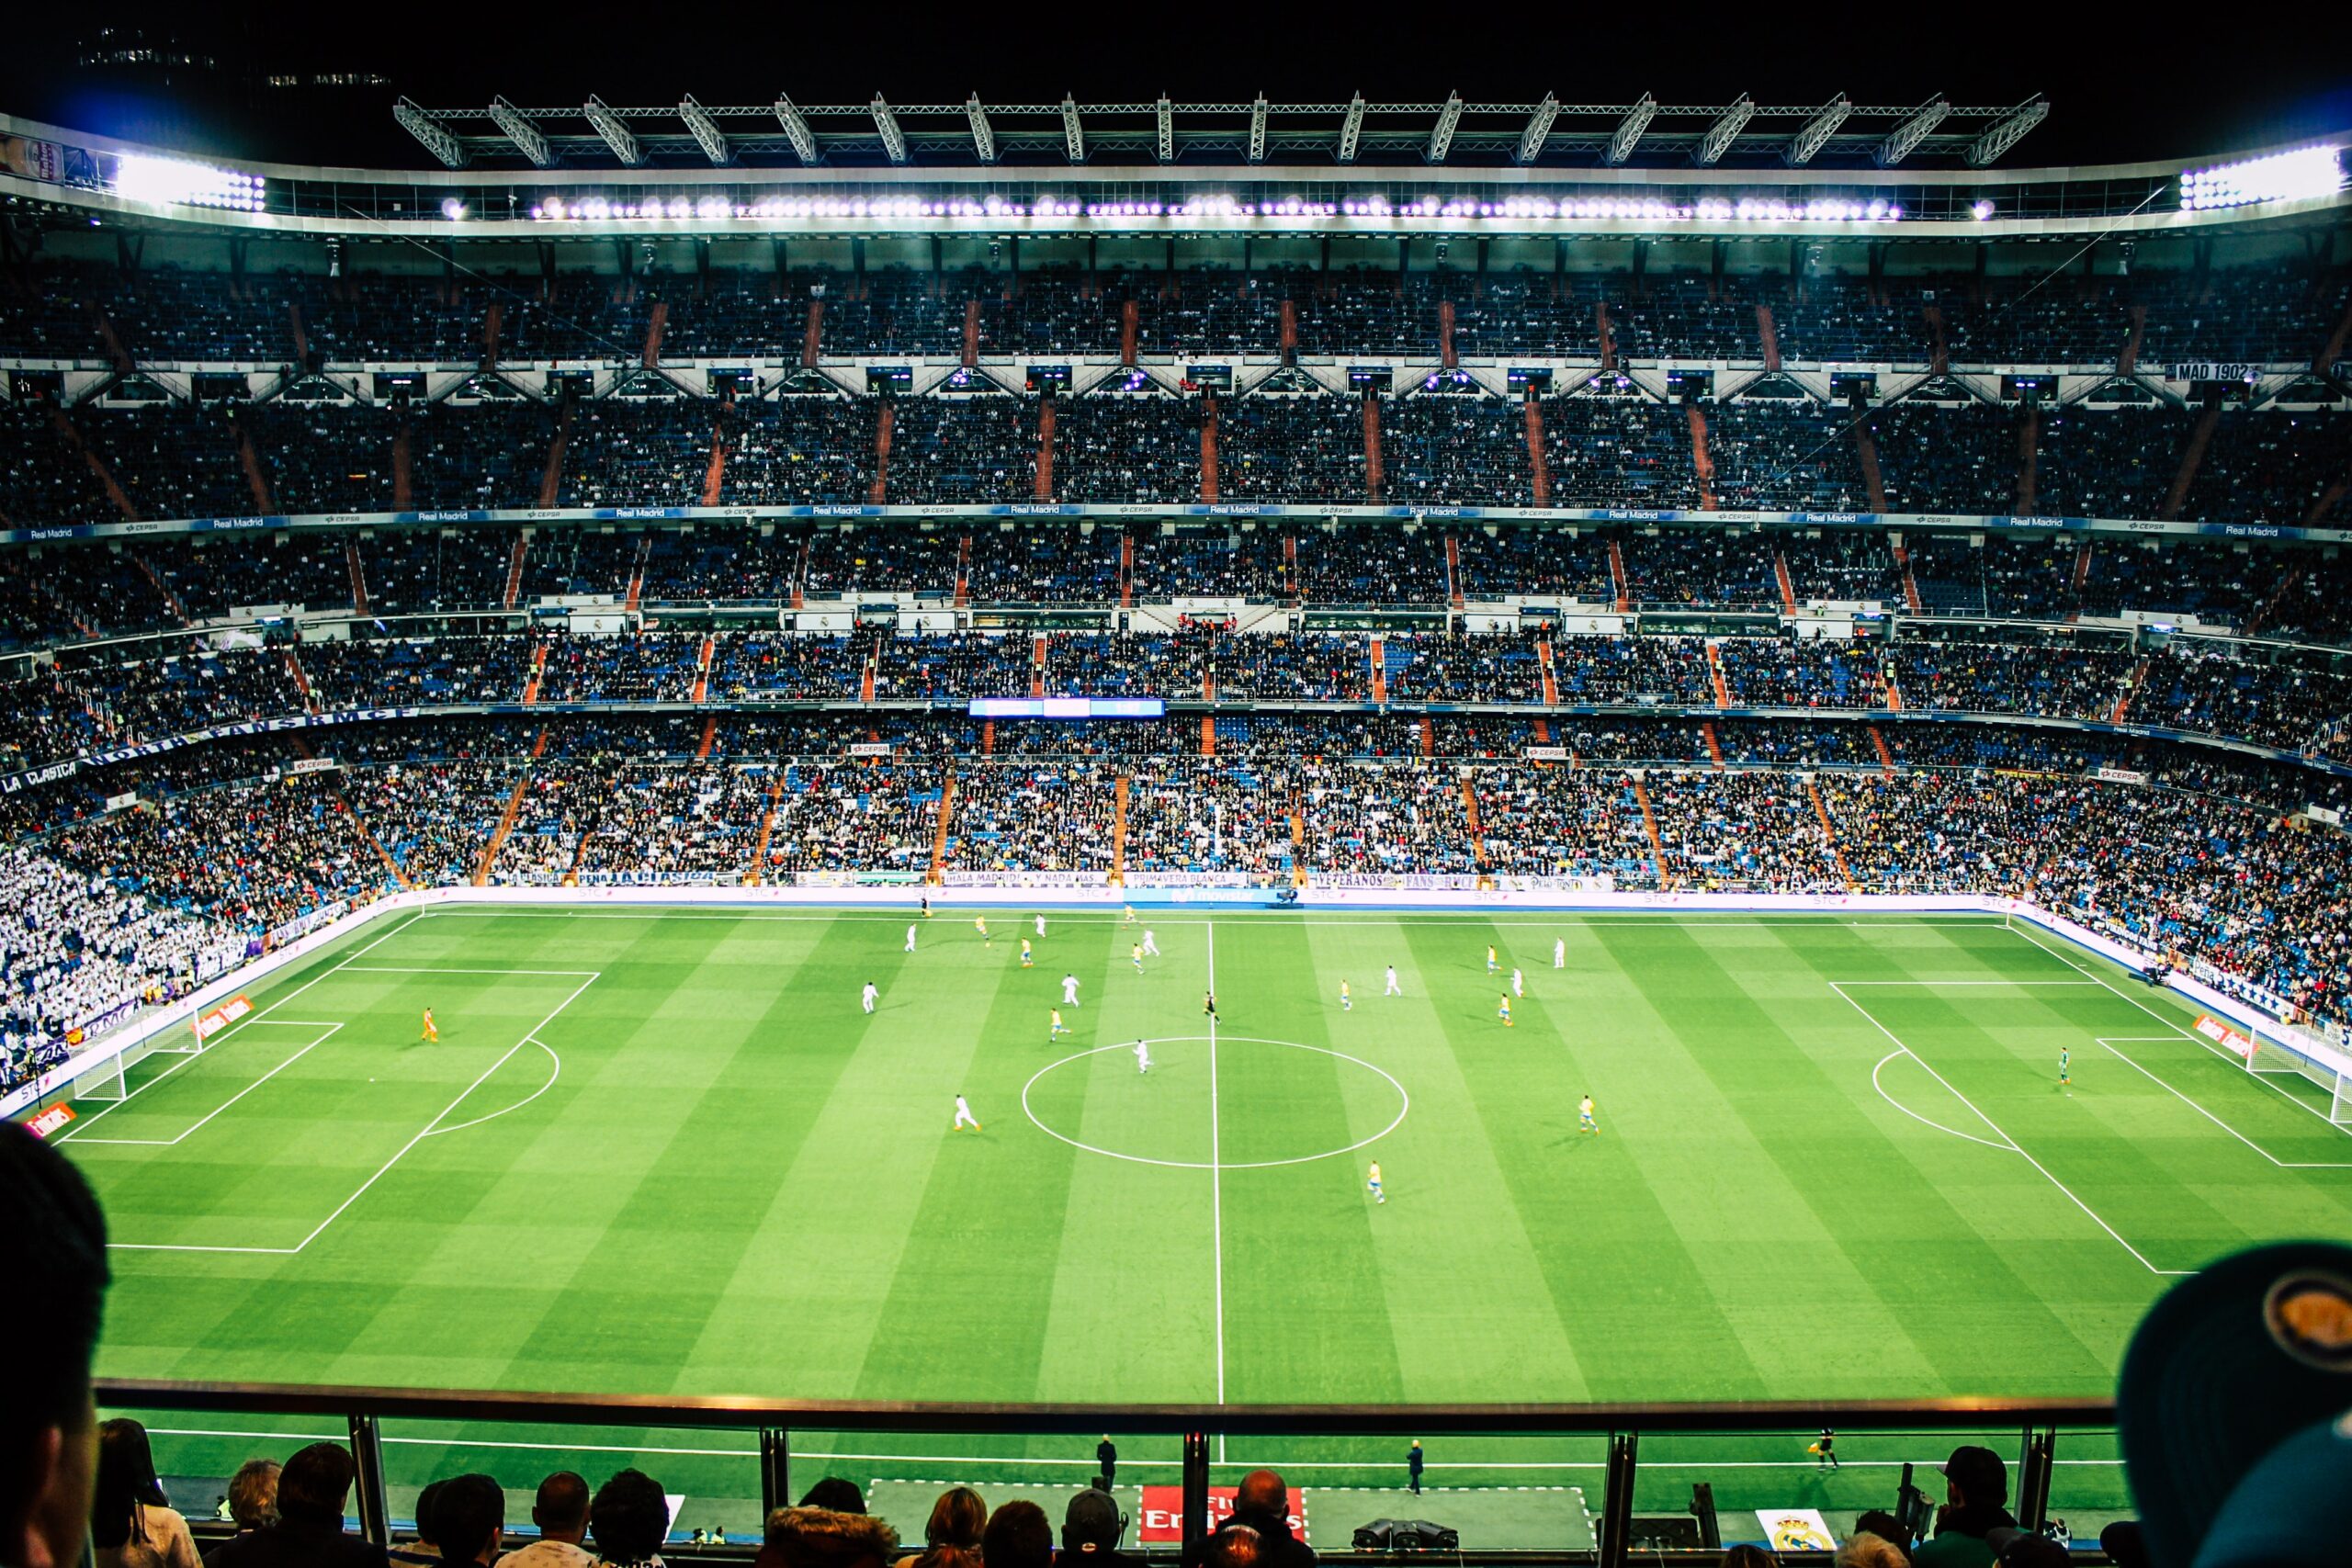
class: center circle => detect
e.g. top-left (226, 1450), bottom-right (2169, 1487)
top-left (1022, 1034), bottom-right (1409, 1169)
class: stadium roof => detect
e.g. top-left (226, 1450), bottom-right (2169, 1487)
top-left (388, 95), bottom-right (2053, 174)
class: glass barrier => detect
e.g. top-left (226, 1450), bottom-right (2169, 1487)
top-left (100, 1387), bottom-right (2129, 1563)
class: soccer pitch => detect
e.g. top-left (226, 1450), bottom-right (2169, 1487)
top-left (59, 904), bottom-right (2352, 1536)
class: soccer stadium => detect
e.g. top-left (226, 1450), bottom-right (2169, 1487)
top-left (0, 19), bottom-right (2349, 1567)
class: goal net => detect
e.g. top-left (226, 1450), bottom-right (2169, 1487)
top-left (61, 994), bottom-right (246, 1106)
top-left (2229, 1016), bottom-right (2352, 1127)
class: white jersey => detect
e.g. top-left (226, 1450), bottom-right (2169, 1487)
top-left (1135, 1041), bottom-right (1151, 1072)
top-left (1512, 968), bottom-right (1523, 997)
top-left (1035, 915), bottom-right (1047, 937)
top-left (861, 984), bottom-right (879, 1012)
top-left (1062, 976), bottom-right (1081, 1005)
top-left (1142, 931), bottom-right (1160, 955)
top-left (905, 924), bottom-right (917, 952)
top-left (1554, 939), bottom-right (1566, 968)
top-left (953, 1096), bottom-right (978, 1128)
top-left (1385, 966), bottom-right (1401, 995)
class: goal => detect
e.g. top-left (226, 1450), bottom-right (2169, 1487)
top-left (66, 1008), bottom-right (211, 1105)
top-left (2242, 1019), bottom-right (2352, 1128)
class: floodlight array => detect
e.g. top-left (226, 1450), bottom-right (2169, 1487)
top-left (2178, 145), bottom-right (2346, 210)
top-left (522, 189), bottom-right (1913, 225)
top-left (111, 153), bottom-right (266, 210)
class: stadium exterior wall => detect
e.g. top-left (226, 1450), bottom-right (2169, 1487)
top-left (9, 884), bottom-right (2344, 1122)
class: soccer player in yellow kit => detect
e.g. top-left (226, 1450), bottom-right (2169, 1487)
top-left (1021, 938), bottom-right (1035, 968)
top-left (1051, 1008), bottom-right (1070, 1040)
top-left (421, 1008), bottom-right (438, 1043)
top-left (977, 916), bottom-right (991, 946)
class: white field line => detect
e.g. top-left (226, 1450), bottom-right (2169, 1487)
top-left (2007, 923), bottom-right (2352, 1139)
top-left (2094, 1037), bottom-right (2352, 1170)
top-left (1206, 919), bottom-right (1225, 1410)
top-left (108, 972), bottom-right (600, 1256)
top-left (1831, 982), bottom-right (2191, 1277)
top-left (422, 1039), bottom-right (563, 1139)
top-left (339, 965), bottom-right (601, 976)
top-left (1869, 1051), bottom-right (2009, 1151)
top-left (134, 1427), bottom-right (2129, 1473)
top-left (66, 1025), bottom-right (342, 1146)
top-left (58, 911), bottom-right (429, 1138)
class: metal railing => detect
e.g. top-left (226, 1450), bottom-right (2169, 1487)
top-left (98, 1381), bottom-right (2127, 1565)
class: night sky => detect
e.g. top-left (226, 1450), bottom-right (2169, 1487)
top-left (3, 3), bottom-right (2346, 172)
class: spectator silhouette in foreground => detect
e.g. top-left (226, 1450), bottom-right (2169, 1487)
top-left (587, 1469), bottom-right (671, 1568)
top-left (432, 1475), bottom-right (503, 1566)
top-left (209, 1442), bottom-right (387, 1568)
top-left (90, 1418), bottom-right (201, 1568)
top-left (1059, 1489), bottom-right (1140, 1568)
top-left (1213, 1472), bottom-right (1312, 1568)
top-left (205, 1460), bottom-right (278, 1563)
top-left (0, 1122), bottom-right (109, 1568)
top-left (754, 1503), bottom-right (899, 1568)
top-left (500, 1472), bottom-right (594, 1568)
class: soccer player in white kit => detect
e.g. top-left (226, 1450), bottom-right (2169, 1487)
top-left (1385, 965), bottom-right (1402, 996)
top-left (1061, 973), bottom-right (1081, 1007)
top-left (1142, 929), bottom-right (1160, 957)
top-left (861, 981), bottom-right (879, 1014)
top-left (1035, 914), bottom-right (1047, 938)
top-left (1135, 1039), bottom-right (1151, 1074)
top-left (1511, 967), bottom-right (1524, 998)
top-left (1554, 938), bottom-right (1566, 969)
top-left (905, 924), bottom-right (917, 953)
top-left (953, 1095), bottom-right (981, 1132)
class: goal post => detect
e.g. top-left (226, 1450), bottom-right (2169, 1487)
top-left (2234, 1016), bottom-right (2352, 1127)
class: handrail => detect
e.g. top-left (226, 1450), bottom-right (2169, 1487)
top-left (97, 1378), bottom-right (2116, 1435)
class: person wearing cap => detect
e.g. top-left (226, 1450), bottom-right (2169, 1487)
top-left (1910, 1446), bottom-right (2016, 1568)
top-left (2117, 1239), bottom-right (2352, 1568)
top-left (1059, 1488), bottom-right (1140, 1568)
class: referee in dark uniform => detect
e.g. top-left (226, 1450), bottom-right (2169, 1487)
top-left (1407, 1441), bottom-right (1424, 1495)
top-left (1098, 1436), bottom-right (1117, 1487)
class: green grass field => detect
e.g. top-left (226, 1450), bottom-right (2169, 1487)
top-left (54, 904), bottom-right (2352, 1542)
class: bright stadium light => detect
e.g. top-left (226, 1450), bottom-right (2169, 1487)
top-left (1427, 92), bottom-right (1464, 164)
top-left (1062, 94), bottom-right (1085, 164)
top-left (2179, 144), bottom-right (2347, 209)
top-left (1337, 93), bottom-right (1366, 164)
top-left (111, 153), bottom-right (266, 211)
top-left (393, 96), bottom-right (467, 168)
top-left (1518, 94), bottom-right (1559, 164)
top-left (1876, 96), bottom-right (1951, 166)
top-left (1608, 94), bottom-right (1658, 165)
top-left (871, 95), bottom-right (909, 165)
top-left (679, 95), bottom-right (729, 165)
top-left (583, 96), bottom-right (643, 166)
top-left (1786, 94), bottom-right (1850, 165)
top-left (490, 96), bottom-right (553, 168)
top-left (967, 94), bottom-right (997, 164)
top-left (1698, 94), bottom-right (1756, 165)
top-left (774, 95), bottom-right (820, 165)
top-left (1966, 97), bottom-right (2048, 167)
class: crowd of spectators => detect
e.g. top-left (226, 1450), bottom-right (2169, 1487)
top-left (1052, 398), bottom-right (1200, 503)
top-left (11, 255), bottom-right (2338, 376)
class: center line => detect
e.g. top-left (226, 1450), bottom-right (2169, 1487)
top-left (1206, 919), bottom-right (1225, 1408)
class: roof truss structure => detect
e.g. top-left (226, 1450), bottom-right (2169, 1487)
top-left (398, 95), bottom-right (2052, 172)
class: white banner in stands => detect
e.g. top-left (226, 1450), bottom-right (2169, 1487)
top-left (844, 743), bottom-right (895, 757)
top-left (2095, 766), bottom-right (2151, 784)
top-left (941, 871), bottom-right (1107, 888)
top-left (1523, 747), bottom-right (1569, 761)
top-left (284, 757), bottom-right (340, 775)
top-left (1122, 873), bottom-right (1255, 888)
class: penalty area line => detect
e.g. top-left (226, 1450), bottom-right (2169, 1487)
top-left (1832, 981), bottom-right (2191, 1278)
